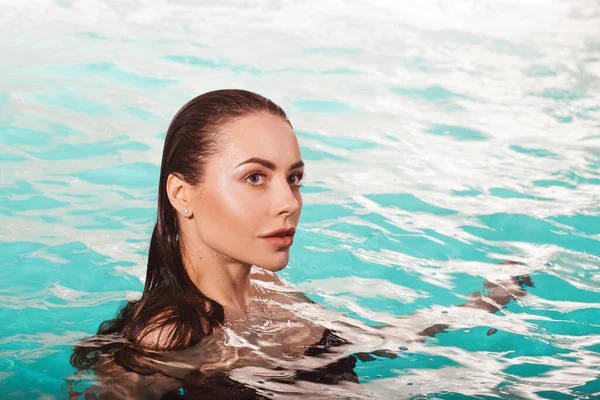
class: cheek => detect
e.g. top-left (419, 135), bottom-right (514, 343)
top-left (201, 180), bottom-right (264, 237)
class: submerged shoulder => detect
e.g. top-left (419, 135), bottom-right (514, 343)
top-left (127, 294), bottom-right (216, 352)
top-left (136, 317), bottom-right (185, 351)
top-left (250, 267), bottom-right (285, 286)
top-left (250, 267), bottom-right (318, 305)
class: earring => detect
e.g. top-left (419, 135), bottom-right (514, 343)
top-left (184, 209), bottom-right (189, 216)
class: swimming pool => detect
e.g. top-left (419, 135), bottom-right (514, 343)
top-left (1, 0), bottom-right (599, 398)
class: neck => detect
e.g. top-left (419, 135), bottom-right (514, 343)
top-left (180, 237), bottom-right (253, 318)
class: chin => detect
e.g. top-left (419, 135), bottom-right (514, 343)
top-left (269, 263), bottom-right (288, 272)
top-left (255, 253), bottom-right (290, 272)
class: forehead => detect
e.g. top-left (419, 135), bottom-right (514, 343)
top-left (217, 112), bottom-right (301, 166)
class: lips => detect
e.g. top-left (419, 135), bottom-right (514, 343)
top-left (262, 235), bottom-right (294, 248)
top-left (262, 227), bottom-right (296, 238)
top-left (261, 227), bottom-right (295, 248)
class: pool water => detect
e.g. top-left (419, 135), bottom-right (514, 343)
top-left (1, 0), bottom-right (600, 398)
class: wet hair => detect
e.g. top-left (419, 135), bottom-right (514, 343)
top-left (70, 89), bottom-right (291, 374)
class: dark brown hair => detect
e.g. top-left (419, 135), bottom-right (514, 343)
top-left (71, 89), bottom-right (291, 373)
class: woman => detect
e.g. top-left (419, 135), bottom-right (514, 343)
top-left (69, 89), bottom-right (532, 399)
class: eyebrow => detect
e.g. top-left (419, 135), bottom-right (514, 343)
top-left (236, 157), bottom-right (304, 171)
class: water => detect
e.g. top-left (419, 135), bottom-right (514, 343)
top-left (1, 0), bottom-right (600, 398)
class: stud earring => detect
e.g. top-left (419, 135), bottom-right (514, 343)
top-left (184, 209), bottom-right (189, 215)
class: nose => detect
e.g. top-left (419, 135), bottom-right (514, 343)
top-left (272, 176), bottom-right (301, 216)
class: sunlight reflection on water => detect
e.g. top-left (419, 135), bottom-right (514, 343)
top-left (1, 0), bottom-right (599, 398)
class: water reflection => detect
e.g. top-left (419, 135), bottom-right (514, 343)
top-left (65, 268), bottom-right (546, 399)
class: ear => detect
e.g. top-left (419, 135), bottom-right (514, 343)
top-left (166, 173), bottom-right (194, 219)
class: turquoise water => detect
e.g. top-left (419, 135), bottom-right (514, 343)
top-left (1, 0), bottom-right (600, 398)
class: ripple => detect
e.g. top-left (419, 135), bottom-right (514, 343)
top-left (391, 85), bottom-right (472, 102)
top-left (0, 153), bottom-right (27, 162)
top-left (31, 136), bottom-right (150, 160)
top-left (531, 88), bottom-right (585, 101)
top-left (33, 62), bottom-right (179, 89)
top-left (425, 124), bottom-right (489, 141)
top-left (464, 213), bottom-right (600, 257)
top-left (322, 68), bottom-right (360, 75)
top-left (365, 193), bottom-right (457, 216)
top-left (72, 162), bottom-right (159, 188)
top-left (300, 146), bottom-right (349, 162)
top-left (74, 31), bottom-right (109, 40)
top-left (301, 276), bottom-right (426, 304)
top-left (488, 38), bottom-right (542, 59)
top-left (0, 195), bottom-right (69, 212)
top-left (122, 105), bottom-right (161, 120)
top-left (297, 131), bottom-right (377, 150)
top-left (293, 99), bottom-right (352, 114)
top-left (304, 47), bottom-right (359, 55)
top-left (161, 54), bottom-right (218, 68)
top-left (33, 91), bottom-right (111, 116)
top-left (0, 126), bottom-right (52, 146)
top-left (510, 145), bottom-right (560, 159)
top-left (550, 214), bottom-right (600, 235)
top-left (522, 65), bottom-right (558, 77)
top-left (489, 188), bottom-right (551, 200)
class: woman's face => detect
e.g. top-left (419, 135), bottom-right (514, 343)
top-left (189, 112), bottom-right (304, 272)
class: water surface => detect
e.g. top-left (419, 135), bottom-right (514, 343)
top-left (1, 0), bottom-right (600, 398)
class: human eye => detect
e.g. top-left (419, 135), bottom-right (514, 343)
top-left (288, 172), bottom-right (305, 186)
top-left (246, 171), bottom-right (267, 186)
